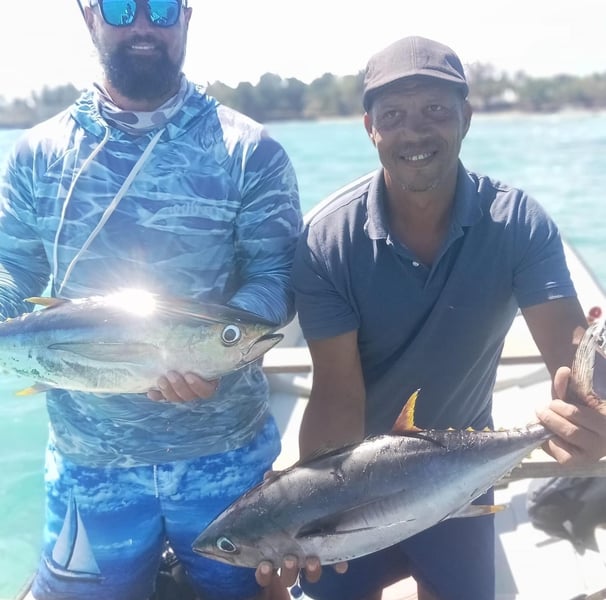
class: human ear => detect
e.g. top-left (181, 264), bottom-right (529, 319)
top-left (363, 113), bottom-right (376, 146)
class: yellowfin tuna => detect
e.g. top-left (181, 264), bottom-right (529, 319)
top-left (192, 319), bottom-right (605, 567)
top-left (0, 289), bottom-right (282, 395)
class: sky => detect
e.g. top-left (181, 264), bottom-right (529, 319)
top-left (2, 0), bottom-right (605, 100)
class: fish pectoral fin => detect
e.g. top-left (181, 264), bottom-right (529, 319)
top-left (297, 515), bottom-right (417, 540)
top-left (296, 494), bottom-right (416, 540)
top-left (16, 383), bottom-right (54, 396)
top-left (300, 525), bottom-right (377, 538)
top-left (48, 342), bottom-right (156, 364)
top-left (450, 504), bottom-right (507, 518)
top-left (296, 520), bottom-right (380, 539)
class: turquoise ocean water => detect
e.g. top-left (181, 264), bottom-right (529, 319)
top-left (0, 112), bottom-right (605, 597)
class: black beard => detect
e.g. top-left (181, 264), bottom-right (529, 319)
top-left (101, 39), bottom-right (183, 101)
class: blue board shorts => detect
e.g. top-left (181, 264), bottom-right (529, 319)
top-left (31, 415), bottom-right (281, 600)
top-left (300, 491), bottom-right (495, 600)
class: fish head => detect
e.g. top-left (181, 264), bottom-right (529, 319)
top-left (191, 504), bottom-right (299, 568)
top-left (202, 306), bottom-right (284, 371)
top-left (192, 527), bottom-right (270, 568)
top-left (157, 298), bottom-right (284, 378)
top-left (192, 471), bottom-right (313, 568)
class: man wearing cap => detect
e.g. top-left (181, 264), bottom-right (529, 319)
top-left (286, 36), bottom-right (606, 599)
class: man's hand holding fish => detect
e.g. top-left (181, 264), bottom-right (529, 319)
top-left (255, 554), bottom-right (347, 591)
top-left (147, 371), bottom-right (219, 403)
top-left (538, 322), bottom-right (606, 465)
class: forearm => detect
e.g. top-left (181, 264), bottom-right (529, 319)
top-left (0, 242), bottom-right (50, 319)
top-left (522, 297), bottom-right (588, 387)
top-left (229, 272), bottom-right (295, 326)
top-left (298, 331), bottom-right (366, 459)
top-left (0, 156), bottom-right (51, 315)
top-left (232, 137), bottom-right (302, 325)
top-left (299, 387), bottom-right (365, 459)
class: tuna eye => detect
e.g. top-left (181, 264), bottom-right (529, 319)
top-left (221, 325), bottom-right (241, 346)
top-left (216, 536), bottom-right (238, 553)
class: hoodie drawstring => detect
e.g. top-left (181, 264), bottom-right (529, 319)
top-left (53, 127), bottom-right (164, 295)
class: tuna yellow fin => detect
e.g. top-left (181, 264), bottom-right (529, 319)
top-left (16, 383), bottom-right (54, 396)
top-left (451, 504), bottom-right (507, 518)
top-left (391, 389), bottom-right (422, 433)
top-left (25, 297), bottom-right (68, 309)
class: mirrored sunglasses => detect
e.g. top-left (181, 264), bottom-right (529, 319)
top-left (91, 0), bottom-right (185, 28)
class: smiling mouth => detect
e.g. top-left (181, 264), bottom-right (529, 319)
top-left (129, 43), bottom-right (159, 52)
top-left (402, 151), bottom-right (434, 162)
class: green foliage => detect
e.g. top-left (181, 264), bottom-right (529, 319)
top-left (2, 67), bottom-right (606, 129)
top-left (0, 84), bottom-right (81, 128)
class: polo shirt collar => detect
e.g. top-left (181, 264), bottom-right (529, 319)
top-left (365, 161), bottom-right (483, 241)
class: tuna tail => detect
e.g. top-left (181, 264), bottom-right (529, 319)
top-left (568, 318), bottom-right (606, 406)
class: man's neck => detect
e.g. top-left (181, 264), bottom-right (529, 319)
top-left (384, 176), bottom-right (457, 266)
top-left (102, 81), bottom-right (180, 112)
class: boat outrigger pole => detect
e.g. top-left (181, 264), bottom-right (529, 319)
top-left (76, 0), bottom-right (85, 20)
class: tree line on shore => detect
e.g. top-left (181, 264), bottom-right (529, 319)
top-left (2, 63), bottom-right (606, 129)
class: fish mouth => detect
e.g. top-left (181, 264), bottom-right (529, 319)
top-left (197, 551), bottom-right (237, 566)
top-left (191, 541), bottom-right (238, 565)
top-left (241, 333), bottom-right (283, 364)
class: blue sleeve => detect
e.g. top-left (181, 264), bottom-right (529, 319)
top-left (291, 222), bottom-right (359, 341)
top-left (0, 140), bottom-right (51, 319)
top-left (510, 194), bottom-right (576, 308)
top-left (228, 135), bottom-right (303, 326)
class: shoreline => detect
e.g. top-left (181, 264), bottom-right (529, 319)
top-left (3, 107), bottom-right (606, 132)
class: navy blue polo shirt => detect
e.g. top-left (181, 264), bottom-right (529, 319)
top-left (292, 164), bottom-right (576, 435)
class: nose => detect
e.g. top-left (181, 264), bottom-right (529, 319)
top-left (130, 1), bottom-right (155, 31)
top-left (404, 111), bottom-right (430, 135)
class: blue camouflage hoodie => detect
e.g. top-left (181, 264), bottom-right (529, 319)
top-left (0, 83), bottom-right (303, 467)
